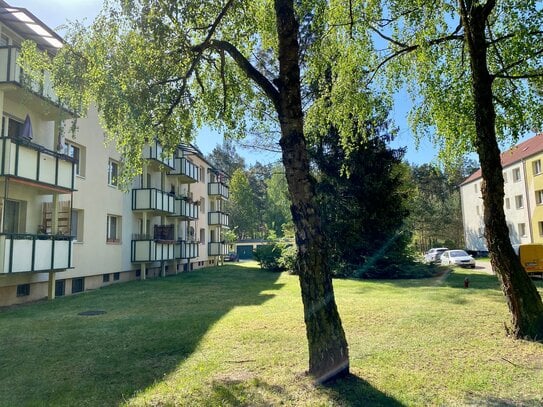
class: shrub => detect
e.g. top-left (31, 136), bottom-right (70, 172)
top-left (278, 244), bottom-right (297, 274)
top-left (254, 244), bottom-right (283, 272)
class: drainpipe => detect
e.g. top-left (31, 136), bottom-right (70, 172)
top-left (522, 158), bottom-right (533, 243)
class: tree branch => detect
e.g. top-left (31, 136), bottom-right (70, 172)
top-left (194, 39), bottom-right (280, 111)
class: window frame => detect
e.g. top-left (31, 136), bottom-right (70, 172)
top-left (108, 159), bottom-right (119, 187)
top-left (66, 141), bottom-right (85, 177)
top-left (515, 195), bottom-right (524, 209)
top-left (534, 160), bottom-right (542, 176)
top-left (106, 214), bottom-right (122, 243)
top-left (16, 283), bottom-right (30, 297)
top-left (513, 168), bottom-right (521, 182)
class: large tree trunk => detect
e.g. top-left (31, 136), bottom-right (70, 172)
top-left (274, 0), bottom-right (349, 382)
top-left (461, 0), bottom-right (543, 339)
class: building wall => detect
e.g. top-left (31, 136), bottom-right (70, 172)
top-left (524, 154), bottom-right (543, 243)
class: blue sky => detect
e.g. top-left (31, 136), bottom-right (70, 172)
top-left (13, 0), bottom-right (463, 166)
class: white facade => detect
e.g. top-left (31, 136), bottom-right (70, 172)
top-left (0, 4), bottom-right (229, 306)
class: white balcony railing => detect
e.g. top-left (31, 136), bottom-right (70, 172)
top-left (208, 182), bottom-right (229, 199)
top-left (0, 233), bottom-right (73, 273)
top-left (169, 157), bottom-right (199, 183)
top-left (175, 240), bottom-right (199, 259)
top-left (131, 239), bottom-right (176, 262)
top-left (208, 211), bottom-right (229, 227)
top-left (132, 188), bottom-right (176, 215)
top-left (0, 46), bottom-right (67, 109)
top-left (142, 140), bottom-right (175, 169)
top-left (208, 241), bottom-right (228, 257)
top-left (173, 198), bottom-right (198, 219)
top-left (0, 137), bottom-right (76, 191)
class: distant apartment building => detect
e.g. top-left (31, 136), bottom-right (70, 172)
top-left (0, 3), bottom-right (229, 306)
top-left (460, 133), bottom-right (543, 251)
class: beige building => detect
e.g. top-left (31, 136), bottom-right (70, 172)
top-left (0, 3), bottom-right (229, 306)
top-left (460, 133), bottom-right (543, 252)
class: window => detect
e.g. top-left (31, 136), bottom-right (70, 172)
top-left (3, 199), bottom-right (22, 233)
top-left (113, 272), bottom-right (120, 281)
top-left (55, 280), bottom-right (65, 297)
top-left (536, 190), bottom-right (543, 205)
top-left (200, 197), bottom-right (205, 214)
top-left (539, 222), bottom-right (543, 237)
top-left (200, 228), bottom-right (206, 244)
top-left (534, 160), bottom-right (542, 175)
top-left (2, 116), bottom-right (23, 138)
top-left (478, 227), bottom-right (484, 236)
top-left (16, 284), bottom-right (30, 297)
top-left (503, 171), bottom-right (508, 183)
top-left (505, 197), bottom-right (510, 210)
top-left (103, 274), bottom-right (110, 283)
top-left (106, 215), bottom-right (122, 243)
top-left (518, 223), bottom-right (527, 238)
top-left (199, 167), bottom-right (205, 182)
top-left (515, 195), bottom-right (524, 209)
top-left (108, 159), bottom-right (119, 187)
top-left (66, 141), bottom-right (86, 176)
top-left (71, 209), bottom-right (84, 242)
top-left (72, 278), bottom-right (84, 294)
top-left (474, 183), bottom-right (478, 193)
top-left (513, 168), bottom-right (521, 182)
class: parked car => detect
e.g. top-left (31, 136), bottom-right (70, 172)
top-left (224, 252), bottom-right (239, 262)
top-left (440, 250), bottom-right (476, 268)
top-left (424, 247), bottom-right (449, 263)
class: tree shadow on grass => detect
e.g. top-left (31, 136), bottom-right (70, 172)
top-left (323, 373), bottom-right (405, 406)
top-left (0, 264), bottom-right (284, 406)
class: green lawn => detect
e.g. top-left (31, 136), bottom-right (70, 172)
top-left (1, 262), bottom-right (542, 406)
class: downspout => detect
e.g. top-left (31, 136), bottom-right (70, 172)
top-left (522, 158), bottom-right (533, 243)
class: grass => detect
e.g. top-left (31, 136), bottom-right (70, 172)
top-left (1, 262), bottom-right (542, 406)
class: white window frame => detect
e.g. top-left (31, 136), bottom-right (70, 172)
top-left (71, 209), bottom-right (84, 242)
top-left (66, 141), bottom-right (85, 177)
top-left (106, 215), bottom-right (122, 243)
top-left (108, 159), bottom-right (119, 187)
top-left (534, 160), bottom-right (542, 175)
top-left (536, 190), bottom-right (543, 205)
top-left (513, 168), bottom-right (521, 182)
top-left (518, 223), bottom-right (527, 238)
top-left (515, 195), bottom-right (524, 209)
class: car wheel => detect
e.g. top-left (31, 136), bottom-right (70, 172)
top-left (471, 264), bottom-right (475, 269)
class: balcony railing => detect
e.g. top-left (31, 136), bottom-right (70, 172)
top-left (169, 157), bottom-right (199, 183)
top-left (132, 188), bottom-right (175, 215)
top-left (208, 241), bottom-right (228, 257)
top-left (0, 46), bottom-right (68, 111)
top-left (131, 239), bottom-right (176, 262)
top-left (175, 240), bottom-right (199, 259)
top-left (0, 137), bottom-right (76, 191)
top-left (208, 211), bottom-right (229, 227)
top-left (208, 182), bottom-right (229, 199)
top-left (0, 233), bottom-right (73, 273)
top-left (142, 140), bottom-right (175, 169)
top-left (173, 198), bottom-right (199, 219)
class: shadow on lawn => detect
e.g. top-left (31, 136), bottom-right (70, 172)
top-left (324, 373), bottom-right (405, 406)
top-left (0, 264), bottom-right (283, 406)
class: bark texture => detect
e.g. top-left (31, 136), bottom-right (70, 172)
top-left (460, 0), bottom-right (543, 339)
top-left (274, 0), bottom-right (350, 381)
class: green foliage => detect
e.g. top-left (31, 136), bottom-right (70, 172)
top-left (278, 244), bottom-right (298, 274)
top-left (206, 140), bottom-right (246, 177)
top-left (264, 166), bottom-right (293, 237)
top-left (374, 0), bottom-right (543, 162)
top-left (228, 168), bottom-right (259, 239)
top-left (253, 244), bottom-right (283, 272)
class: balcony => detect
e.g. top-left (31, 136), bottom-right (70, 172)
top-left (169, 157), bottom-right (199, 183)
top-left (142, 140), bottom-right (175, 170)
top-left (0, 137), bottom-right (76, 192)
top-left (208, 211), bottom-right (229, 227)
top-left (175, 240), bottom-right (199, 259)
top-left (0, 46), bottom-right (71, 118)
top-left (208, 241), bottom-right (228, 257)
top-left (173, 198), bottom-right (199, 219)
top-left (0, 233), bottom-right (73, 273)
top-left (132, 188), bottom-right (175, 215)
top-left (131, 239), bottom-right (175, 263)
top-left (208, 182), bottom-right (229, 199)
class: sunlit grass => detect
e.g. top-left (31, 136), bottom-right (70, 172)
top-left (1, 263), bottom-right (542, 406)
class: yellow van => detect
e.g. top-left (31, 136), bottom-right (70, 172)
top-left (514, 244), bottom-right (543, 274)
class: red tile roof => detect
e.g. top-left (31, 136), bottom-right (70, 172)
top-left (461, 133), bottom-right (543, 185)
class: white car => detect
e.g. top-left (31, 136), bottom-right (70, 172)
top-left (440, 250), bottom-right (476, 268)
top-left (424, 247), bottom-right (449, 263)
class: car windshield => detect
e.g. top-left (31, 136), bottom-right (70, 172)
top-left (450, 250), bottom-right (468, 257)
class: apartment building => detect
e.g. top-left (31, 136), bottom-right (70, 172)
top-left (0, 3), bottom-right (229, 306)
top-left (460, 133), bottom-right (543, 251)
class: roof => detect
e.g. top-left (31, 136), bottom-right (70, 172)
top-left (0, 2), bottom-right (63, 53)
top-left (461, 133), bottom-right (543, 185)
